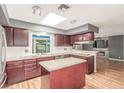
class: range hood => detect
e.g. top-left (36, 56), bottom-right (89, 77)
top-left (75, 41), bottom-right (94, 44)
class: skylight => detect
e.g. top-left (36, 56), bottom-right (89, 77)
top-left (41, 12), bottom-right (66, 26)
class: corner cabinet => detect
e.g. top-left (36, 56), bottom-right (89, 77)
top-left (55, 34), bottom-right (64, 46)
top-left (3, 26), bottom-right (29, 47)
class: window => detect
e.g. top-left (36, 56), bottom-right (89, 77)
top-left (32, 35), bottom-right (50, 53)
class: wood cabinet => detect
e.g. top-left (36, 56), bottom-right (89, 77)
top-left (36, 56), bottom-right (55, 76)
top-left (70, 35), bottom-right (76, 44)
top-left (50, 62), bottom-right (87, 89)
top-left (64, 35), bottom-right (70, 46)
top-left (75, 34), bottom-right (83, 42)
top-left (83, 32), bottom-right (94, 41)
top-left (86, 56), bottom-right (94, 74)
top-left (70, 55), bottom-right (94, 74)
top-left (3, 26), bottom-right (29, 47)
top-left (14, 28), bottom-right (29, 46)
top-left (23, 59), bottom-right (38, 80)
top-left (55, 34), bottom-right (64, 46)
top-left (55, 34), bottom-right (71, 46)
top-left (3, 26), bottom-right (14, 46)
top-left (70, 32), bottom-right (94, 44)
top-left (6, 60), bottom-right (24, 84)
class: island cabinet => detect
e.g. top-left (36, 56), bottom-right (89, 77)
top-left (23, 59), bottom-right (38, 80)
top-left (3, 26), bottom-right (29, 47)
top-left (36, 56), bottom-right (55, 76)
top-left (6, 60), bottom-right (24, 84)
top-left (70, 55), bottom-right (94, 74)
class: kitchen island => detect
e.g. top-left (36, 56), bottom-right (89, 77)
top-left (39, 57), bottom-right (87, 89)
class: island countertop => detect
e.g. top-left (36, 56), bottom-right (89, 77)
top-left (39, 57), bottom-right (87, 71)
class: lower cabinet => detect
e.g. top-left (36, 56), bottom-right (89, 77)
top-left (36, 56), bottom-right (55, 76)
top-left (86, 56), bottom-right (94, 74)
top-left (23, 59), bottom-right (38, 80)
top-left (6, 56), bottom-right (55, 84)
top-left (70, 55), bottom-right (94, 74)
top-left (6, 55), bottom-right (93, 85)
top-left (6, 60), bottom-right (24, 84)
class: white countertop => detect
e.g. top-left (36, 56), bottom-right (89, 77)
top-left (39, 57), bottom-right (86, 71)
top-left (6, 50), bottom-right (97, 61)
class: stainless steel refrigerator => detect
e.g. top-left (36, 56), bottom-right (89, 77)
top-left (0, 25), bottom-right (7, 88)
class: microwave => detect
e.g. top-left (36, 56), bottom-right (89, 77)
top-left (93, 39), bottom-right (108, 48)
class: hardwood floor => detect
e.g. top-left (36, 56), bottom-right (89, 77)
top-left (3, 58), bottom-right (124, 89)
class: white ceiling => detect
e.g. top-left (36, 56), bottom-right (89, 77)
top-left (5, 4), bottom-right (124, 30)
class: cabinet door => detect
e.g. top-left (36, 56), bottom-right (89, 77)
top-left (6, 60), bottom-right (24, 84)
top-left (14, 28), bottom-right (29, 46)
top-left (64, 35), bottom-right (70, 46)
top-left (76, 34), bottom-right (83, 42)
top-left (70, 35), bottom-right (76, 44)
top-left (83, 32), bottom-right (94, 41)
top-left (37, 56), bottom-right (55, 76)
top-left (24, 59), bottom-right (38, 79)
top-left (3, 26), bottom-right (14, 46)
top-left (86, 56), bottom-right (94, 74)
top-left (55, 34), bottom-right (64, 46)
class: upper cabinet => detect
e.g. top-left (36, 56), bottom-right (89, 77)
top-left (14, 28), bottom-right (29, 46)
top-left (55, 34), bottom-right (64, 46)
top-left (70, 32), bottom-right (94, 44)
top-left (3, 26), bottom-right (29, 47)
top-left (82, 32), bottom-right (94, 41)
top-left (64, 35), bottom-right (70, 46)
top-left (55, 34), bottom-right (70, 46)
top-left (3, 26), bottom-right (14, 46)
top-left (55, 32), bottom-right (94, 46)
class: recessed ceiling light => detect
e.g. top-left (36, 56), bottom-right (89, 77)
top-left (41, 12), bottom-right (66, 26)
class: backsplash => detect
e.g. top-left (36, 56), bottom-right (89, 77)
top-left (6, 47), bottom-right (31, 58)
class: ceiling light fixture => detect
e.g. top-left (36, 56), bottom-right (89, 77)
top-left (32, 6), bottom-right (41, 16)
top-left (41, 12), bottom-right (66, 26)
top-left (58, 4), bottom-right (70, 12)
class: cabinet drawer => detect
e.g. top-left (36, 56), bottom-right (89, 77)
top-left (24, 63), bottom-right (37, 67)
top-left (7, 61), bottom-right (23, 69)
top-left (24, 66), bottom-right (37, 72)
top-left (24, 59), bottom-right (36, 64)
top-left (24, 70), bottom-right (38, 79)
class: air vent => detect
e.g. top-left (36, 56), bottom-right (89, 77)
top-left (70, 20), bottom-right (77, 24)
top-left (58, 4), bottom-right (70, 12)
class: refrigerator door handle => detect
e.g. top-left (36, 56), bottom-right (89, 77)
top-left (0, 73), bottom-right (7, 88)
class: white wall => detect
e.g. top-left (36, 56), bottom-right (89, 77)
top-left (6, 30), bottom-right (72, 58)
